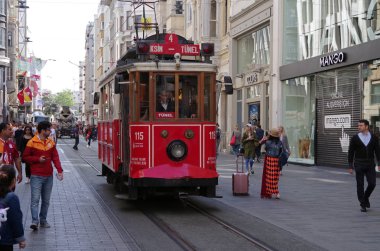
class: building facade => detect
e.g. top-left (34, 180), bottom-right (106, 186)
top-left (228, 0), bottom-right (273, 144)
top-left (279, 0), bottom-right (380, 167)
top-left (84, 22), bottom-right (96, 125)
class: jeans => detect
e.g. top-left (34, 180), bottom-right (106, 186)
top-left (30, 175), bottom-right (53, 224)
top-left (88, 137), bottom-right (92, 146)
top-left (73, 137), bottom-right (79, 149)
top-left (245, 158), bottom-right (254, 172)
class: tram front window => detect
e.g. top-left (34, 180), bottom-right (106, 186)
top-left (179, 76), bottom-right (198, 118)
top-left (156, 75), bottom-right (176, 119)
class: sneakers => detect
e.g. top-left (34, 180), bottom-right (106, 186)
top-left (40, 222), bottom-right (51, 228)
top-left (250, 170), bottom-right (254, 175)
top-left (30, 223), bottom-right (38, 230)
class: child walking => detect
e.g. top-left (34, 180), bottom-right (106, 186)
top-left (0, 165), bottom-right (26, 250)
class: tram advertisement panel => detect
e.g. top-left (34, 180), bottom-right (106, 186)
top-left (130, 125), bottom-right (150, 172)
top-left (204, 125), bottom-right (217, 169)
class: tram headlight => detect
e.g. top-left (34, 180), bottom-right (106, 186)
top-left (167, 140), bottom-right (188, 161)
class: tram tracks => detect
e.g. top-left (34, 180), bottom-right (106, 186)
top-left (183, 199), bottom-right (275, 251)
top-left (60, 138), bottom-right (275, 251)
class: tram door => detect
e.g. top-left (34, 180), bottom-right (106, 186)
top-left (120, 72), bottom-right (131, 175)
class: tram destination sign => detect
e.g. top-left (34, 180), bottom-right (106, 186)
top-left (149, 34), bottom-right (200, 56)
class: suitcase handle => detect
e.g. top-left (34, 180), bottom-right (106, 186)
top-left (236, 154), bottom-right (245, 173)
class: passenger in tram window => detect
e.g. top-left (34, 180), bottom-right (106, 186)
top-left (156, 90), bottom-right (174, 112)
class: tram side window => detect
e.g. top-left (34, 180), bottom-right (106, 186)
top-left (204, 75), bottom-right (211, 121)
top-left (179, 76), bottom-right (198, 118)
top-left (156, 75), bottom-right (175, 119)
top-left (101, 86), bottom-right (109, 120)
top-left (140, 72), bottom-right (150, 121)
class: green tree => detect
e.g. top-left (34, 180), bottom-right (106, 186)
top-left (42, 89), bottom-right (57, 116)
top-left (54, 89), bottom-right (75, 107)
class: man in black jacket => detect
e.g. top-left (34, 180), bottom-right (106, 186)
top-left (348, 119), bottom-right (380, 212)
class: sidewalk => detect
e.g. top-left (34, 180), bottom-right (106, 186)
top-left (15, 139), bottom-right (133, 251)
top-left (213, 152), bottom-right (380, 251)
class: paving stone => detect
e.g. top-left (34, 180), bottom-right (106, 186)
top-left (14, 140), bottom-right (133, 251)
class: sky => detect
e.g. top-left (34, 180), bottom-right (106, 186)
top-left (27, 0), bottom-right (99, 93)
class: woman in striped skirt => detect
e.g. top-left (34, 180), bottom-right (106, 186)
top-left (261, 128), bottom-right (283, 199)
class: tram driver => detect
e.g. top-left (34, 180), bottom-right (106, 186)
top-left (156, 90), bottom-right (175, 112)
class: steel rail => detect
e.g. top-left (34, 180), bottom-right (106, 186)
top-left (138, 207), bottom-right (197, 251)
top-left (184, 199), bottom-right (276, 251)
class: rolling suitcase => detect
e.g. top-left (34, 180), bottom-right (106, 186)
top-left (232, 154), bottom-right (249, 195)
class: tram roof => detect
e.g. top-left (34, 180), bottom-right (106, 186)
top-left (98, 61), bottom-right (217, 89)
top-left (120, 61), bottom-right (217, 73)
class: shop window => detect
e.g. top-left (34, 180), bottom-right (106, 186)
top-left (247, 84), bottom-right (261, 99)
top-left (282, 76), bottom-right (315, 165)
top-left (237, 25), bottom-right (270, 74)
top-left (371, 81), bottom-right (380, 105)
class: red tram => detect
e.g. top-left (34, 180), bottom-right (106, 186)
top-left (97, 33), bottom-right (224, 199)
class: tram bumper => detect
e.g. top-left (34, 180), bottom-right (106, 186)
top-left (130, 164), bottom-right (218, 187)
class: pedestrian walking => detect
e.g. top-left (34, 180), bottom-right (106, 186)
top-left (73, 124), bottom-right (80, 150)
top-left (348, 119), bottom-right (380, 212)
top-left (19, 125), bottom-right (33, 184)
top-left (260, 128), bottom-right (283, 199)
top-left (242, 124), bottom-right (257, 174)
top-left (255, 125), bottom-right (264, 162)
top-left (22, 121), bottom-right (64, 230)
top-left (0, 123), bottom-right (22, 184)
top-left (216, 123), bottom-right (221, 154)
top-left (0, 165), bottom-right (26, 250)
top-left (230, 125), bottom-right (242, 155)
top-left (86, 125), bottom-right (92, 148)
top-left (14, 125), bottom-right (23, 152)
top-left (278, 126), bottom-right (290, 175)
top-left (49, 123), bottom-right (57, 144)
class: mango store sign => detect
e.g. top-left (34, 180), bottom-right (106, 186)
top-left (320, 52), bottom-right (345, 67)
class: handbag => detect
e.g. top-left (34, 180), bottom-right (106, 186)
top-left (229, 133), bottom-right (236, 146)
